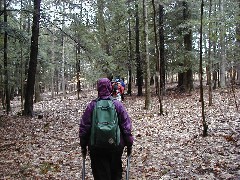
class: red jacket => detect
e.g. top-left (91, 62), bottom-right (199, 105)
top-left (112, 82), bottom-right (124, 95)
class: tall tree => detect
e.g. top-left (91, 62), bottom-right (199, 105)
top-left (3, 0), bottom-right (10, 113)
top-left (152, 1), bottom-right (160, 95)
top-left (61, 3), bottom-right (66, 98)
top-left (76, 44), bottom-right (81, 100)
top-left (0, 0), bottom-right (2, 108)
top-left (152, 0), bottom-right (163, 115)
top-left (212, 1), bottom-right (218, 89)
top-left (61, 35), bottom-right (66, 98)
top-left (159, 4), bottom-right (165, 93)
top-left (19, 0), bottom-right (25, 109)
top-left (200, 0), bottom-right (208, 137)
top-left (184, 1), bottom-right (193, 92)
top-left (23, 0), bottom-right (41, 116)
top-left (143, 0), bottom-right (151, 109)
top-left (219, 0), bottom-right (226, 88)
top-left (208, 0), bottom-right (213, 106)
top-left (135, 0), bottom-right (143, 96)
top-left (127, 1), bottom-right (133, 95)
top-left (178, 1), bottom-right (193, 92)
top-left (76, 1), bottom-right (84, 100)
top-left (51, 31), bottom-right (55, 98)
top-left (236, 0), bottom-right (240, 84)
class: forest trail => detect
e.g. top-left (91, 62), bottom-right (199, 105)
top-left (0, 87), bottom-right (240, 179)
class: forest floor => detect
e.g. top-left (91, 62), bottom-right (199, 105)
top-left (0, 84), bottom-right (240, 180)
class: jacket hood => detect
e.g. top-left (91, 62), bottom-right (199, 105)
top-left (97, 78), bottom-right (112, 98)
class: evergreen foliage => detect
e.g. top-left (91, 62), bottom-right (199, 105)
top-left (0, 0), bottom-right (239, 105)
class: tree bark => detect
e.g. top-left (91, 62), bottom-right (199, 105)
top-left (51, 32), bottom-right (55, 98)
top-left (76, 43), bottom-right (81, 100)
top-left (135, 1), bottom-right (143, 96)
top-left (4, 0), bottom-right (11, 113)
top-left (127, 2), bottom-right (133, 96)
top-left (212, 1), bottom-right (218, 89)
top-left (153, 1), bottom-right (160, 96)
top-left (159, 4), bottom-right (165, 93)
top-left (208, 0), bottom-right (213, 106)
top-left (152, 0), bottom-right (163, 115)
top-left (61, 36), bottom-right (66, 97)
top-left (236, 0), bottom-right (240, 84)
top-left (178, 1), bottom-right (193, 92)
top-left (143, 0), bottom-right (151, 110)
top-left (23, 0), bottom-right (41, 116)
top-left (200, 0), bottom-right (208, 137)
top-left (219, 0), bottom-right (226, 88)
top-left (20, 0), bottom-right (24, 109)
top-left (183, 1), bottom-right (193, 92)
top-left (61, 3), bottom-right (66, 98)
top-left (34, 68), bottom-right (41, 103)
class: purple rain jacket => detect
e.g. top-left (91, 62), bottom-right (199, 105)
top-left (79, 78), bottom-right (134, 148)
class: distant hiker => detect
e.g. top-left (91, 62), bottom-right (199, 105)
top-left (120, 78), bottom-right (125, 101)
top-left (79, 78), bottom-right (133, 180)
top-left (112, 79), bottom-right (124, 101)
top-left (120, 78), bottom-right (125, 88)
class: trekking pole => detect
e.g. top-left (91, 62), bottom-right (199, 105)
top-left (126, 155), bottom-right (131, 180)
top-left (82, 156), bottom-right (86, 180)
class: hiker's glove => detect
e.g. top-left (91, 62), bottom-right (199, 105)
top-left (81, 147), bottom-right (87, 158)
top-left (127, 146), bottom-right (132, 156)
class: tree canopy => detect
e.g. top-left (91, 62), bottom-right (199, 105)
top-left (0, 0), bottom-right (239, 112)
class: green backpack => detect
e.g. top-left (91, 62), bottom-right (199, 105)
top-left (90, 98), bottom-right (120, 148)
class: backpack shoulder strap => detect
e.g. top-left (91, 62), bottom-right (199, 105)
top-left (95, 97), bottom-right (100, 101)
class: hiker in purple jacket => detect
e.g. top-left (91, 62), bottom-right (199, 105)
top-left (79, 78), bottom-right (134, 180)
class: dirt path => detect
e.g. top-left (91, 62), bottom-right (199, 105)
top-left (1, 89), bottom-right (240, 179)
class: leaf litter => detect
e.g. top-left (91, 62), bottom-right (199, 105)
top-left (0, 87), bottom-right (240, 179)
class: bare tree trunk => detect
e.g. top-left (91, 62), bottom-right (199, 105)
top-left (152, 0), bottom-right (163, 115)
top-left (135, 0), bottom-right (143, 96)
top-left (200, 0), bottom-right (208, 137)
top-left (127, 2), bottom-right (133, 96)
top-left (23, 0), bottom-right (41, 116)
top-left (0, 0), bottom-right (3, 109)
top-left (34, 69), bottom-right (41, 103)
top-left (76, 43), bottom-right (81, 100)
top-left (208, 0), bottom-right (213, 106)
top-left (183, 1), bottom-right (193, 92)
top-left (178, 1), bottom-right (193, 92)
top-left (236, 0), bottom-right (240, 85)
top-left (20, 0), bottom-right (24, 110)
top-left (212, 1), bottom-right (218, 90)
top-left (229, 0), bottom-right (240, 111)
top-left (159, 4), bottom-right (165, 93)
top-left (4, 0), bottom-right (10, 113)
top-left (143, 0), bottom-right (151, 110)
top-left (219, 0), bottom-right (226, 88)
top-left (61, 36), bottom-right (66, 97)
top-left (51, 33), bottom-right (55, 98)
